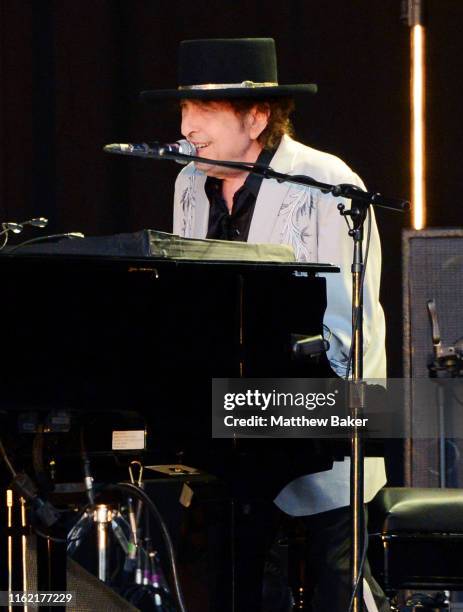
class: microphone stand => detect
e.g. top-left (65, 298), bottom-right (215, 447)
top-left (104, 144), bottom-right (409, 611)
top-left (340, 195), bottom-right (368, 612)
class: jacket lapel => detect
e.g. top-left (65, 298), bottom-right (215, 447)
top-left (247, 135), bottom-right (298, 243)
top-left (180, 135), bottom-right (305, 246)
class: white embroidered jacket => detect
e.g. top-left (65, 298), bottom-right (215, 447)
top-left (173, 134), bottom-right (386, 381)
top-left (173, 134), bottom-right (387, 515)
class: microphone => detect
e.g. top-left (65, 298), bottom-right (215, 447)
top-left (103, 139), bottom-right (196, 164)
top-left (1, 217), bottom-right (48, 236)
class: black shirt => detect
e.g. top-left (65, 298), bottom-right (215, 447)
top-left (205, 148), bottom-right (275, 242)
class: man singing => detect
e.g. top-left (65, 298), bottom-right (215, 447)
top-left (141, 37), bottom-right (389, 612)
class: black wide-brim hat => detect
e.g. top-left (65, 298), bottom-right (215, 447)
top-left (140, 38), bottom-right (317, 101)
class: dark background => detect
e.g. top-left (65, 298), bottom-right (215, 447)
top-left (0, 0), bottom-right (462, 376)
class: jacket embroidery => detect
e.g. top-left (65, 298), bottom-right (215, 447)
top-left (278, 186), bottom-right (318, 262)
top-left (180, 172), bottom-right (197, 237)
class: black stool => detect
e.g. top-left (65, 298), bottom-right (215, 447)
top-left (368, 487), bottom-right (463, 610)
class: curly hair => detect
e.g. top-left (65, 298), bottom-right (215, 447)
top-left (227, 97), bottom-right (295, 149)
top-left (179, 97), bottom-right (295, 149)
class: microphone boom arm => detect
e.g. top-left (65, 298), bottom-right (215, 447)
top-left (103, 143), bottom-right (409, 213)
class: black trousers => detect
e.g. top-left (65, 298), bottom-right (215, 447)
top-left (233, 499), bottom-right (390, 612)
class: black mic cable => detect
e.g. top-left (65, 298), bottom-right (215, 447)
top-left (80, 429), bottom-right (95, 507)
top-left (6, 232), bottom-right (85, 253)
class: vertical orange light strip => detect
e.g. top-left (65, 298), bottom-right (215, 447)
top-left (7, 489), bottom-right (13, 612)
top-left (411, 24), bottom-right (426, 229)
top-left (20, 497), bottom-right (29, 612)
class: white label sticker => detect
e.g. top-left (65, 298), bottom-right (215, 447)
top-left (112, 430), bottom-right (145, 450)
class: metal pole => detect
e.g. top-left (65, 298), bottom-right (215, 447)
top-left (94, 505), bottom-right (112, 583)
top-left (351, 223), bottom-right (365, 612)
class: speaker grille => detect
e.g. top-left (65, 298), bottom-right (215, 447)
top-left (403, 229), bottom-right (463, 486)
